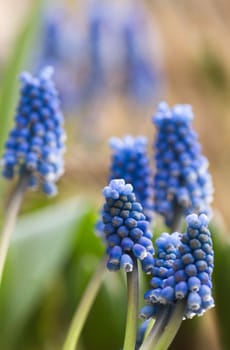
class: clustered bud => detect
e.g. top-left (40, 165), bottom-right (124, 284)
top-left (109, 136), bottom-right (153, 221)
top-left (102, 179), bottom-right (154, 273)
top-left (2, 67), bottom-right (66, 196)
top-left (98, 101), bottom-right (215, 325)
top-left (153, 102), bottom-right (213, 227)
top-left (141, 213), bottom-right (214, 320)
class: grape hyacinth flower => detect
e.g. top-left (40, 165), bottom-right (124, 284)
top-left (153, 102), bottom-right (213, 228)
top-left (0, 66), bottom-right (66, 286)
top-left (109, 136), bottom-right (153, 221)
top-left (122, 10), bottom-right (161, 106)
top-left (36, 1), bottom-right (164, 112)
top-left (143, 232), bottom-right (181, 309)
top-left (2, 66), bottom-right (66, 196)
top-left (85, 1), bottom-right (163, 106)
top-left (96, 135), bottom-right (153, 237)
top-left (140, 232), bottom-right (181, 321)
top-left (141, 213), bottom-right (214, 320)
top-left (177, 213), bottom-right (214, 318)
top-left (102, 179), bottom-right (154, 273)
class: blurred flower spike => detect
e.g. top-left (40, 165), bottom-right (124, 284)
top-left (153, 102), bottom-right (214, 227)
top-left (102, 179), bottom-right (154, 273)
top-left (109, 135), bottom-right (153, 221)
top-left (37, 2), bottom-right (163, 110)
top-left (2, 66), bottom-right (66, 196)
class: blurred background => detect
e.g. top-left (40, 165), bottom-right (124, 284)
top-left (0, 0), bottom-right (230, 349)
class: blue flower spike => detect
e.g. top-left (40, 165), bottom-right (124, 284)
top-left (141, 213), bottom-right (214, 320)
top-left (102, 179), bottom-right (154, 273)
top-left (140, 231), bottom-right (181, 319)
top-left (2, 67), bottom-right (66, 196)
top-left (153, 102), bottom-right (214, 227)
top-left (109, 135), bottom-right (154, 221)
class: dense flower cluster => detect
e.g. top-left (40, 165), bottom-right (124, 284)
top-left (153, 102), bottom-right (213, 227)
top-left (141, 213), bottom-right (214, 319)
top-left (2, 67), bottom-right (66, 196)
top-left (140, 232), bottom-right (181, 320)
top-left (144, 232), bottom-right (181, 302)
top-left (109, 136), bottom-right (153, 221)
top-left (102, 179), bottom-right (154, 273)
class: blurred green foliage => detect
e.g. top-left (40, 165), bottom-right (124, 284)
top-left (0, 198), bottom-right (92, 349)
top-left (212, 224), bottom-right (230, 350)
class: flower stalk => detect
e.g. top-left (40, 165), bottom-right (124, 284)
top-left (0, 175), bottom-right (28, 285)
top-left (139, 306), bottom-right (170, 350)
top-left (139, 301), bottom-right (185, 350)
top-left (170, 204), bottom-right (184, 233)
top-left (152, 301), bottom-right (185, 350)
top-left (123, 258), bottom-right (139, 350)
top-left (62, 255), bottom-right (107, 350)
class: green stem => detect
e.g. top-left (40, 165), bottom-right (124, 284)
top-left (153, 301), bottom-right (185, 350)
top-left (0, 175), bottom-right (28, 285)
top-left (143, 318), bottom-right (155, 341)
top-left (139, 301), bottom-right (185, 350)
top-left (123, 258), bottom-right (139, 350)
top-left (139, 306), bottom-right (170, 350)
top-left (170, 204), bottom-right (184, 233)
top-left (62, 255), bottom-right (107, 350)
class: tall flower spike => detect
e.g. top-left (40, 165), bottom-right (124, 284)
top-left (109, 136), bottom-right (154, 221)
top-left (2, 67), bottom-right (66, 196)
top-left (102, 179), bottom-right (154, 273)
top-left (141, 213), bottom-right (214, 320)
top-left (153, 102), bottom-right (213, 227)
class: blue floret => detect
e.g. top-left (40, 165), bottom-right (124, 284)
top-left (141, 213), bottom-right (214, 320)
top-left (109, 135), bottom-right (154, 221)
top-left (153, 102), bottom-right (213, 228)
top-left (2, 67), bottom-right (66, 196)
top-left (102, 179), bottom-right (154, 273)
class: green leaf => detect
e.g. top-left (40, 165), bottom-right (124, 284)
top-left (0, 197), bottom-right (91, 348)
top-left (81, 270), bottom-right (127, 350)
